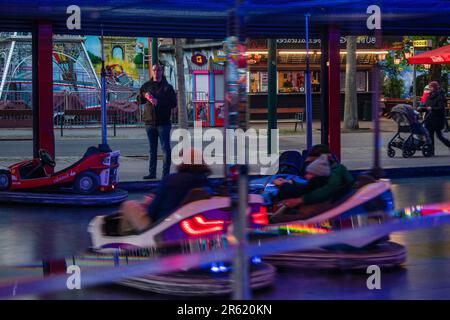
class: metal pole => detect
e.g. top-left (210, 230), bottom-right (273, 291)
top-left (229, 0), bottom-right (250, 300)
top-left (413, 65), bottom-right (417, 109)
top-left (371, 29), bottom-right (384, 178)
top-left (152, 38), bottom-right (159, 65)
top-left (100, 27), bottom-right (108, 146)
top-left (305, 13), bottom-right (313, 150)
top-left (372, 64), bottom-right (381, 171)
top-left (320, 29), bottom-right (329, 146)
top-left (148, 38), bottom-right (152, 79)
top-left (267, 39), bottom-right (277, 154)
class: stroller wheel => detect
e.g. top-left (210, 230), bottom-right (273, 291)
top-left (422, 144), bottom-right (434, 157)
top-left (402, 149), bottom-right (414, 158)
top-left (387, 149), bottom-right (395, 158)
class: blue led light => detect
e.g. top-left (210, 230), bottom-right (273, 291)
top-left (252, 256), bottom-right (262, 264)
top-left (210, 263), bottom-right (220, 273)
top-left (219, 263), bottom-right (230, 272)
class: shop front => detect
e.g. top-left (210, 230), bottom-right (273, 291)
top-left (246, 37), bottom-right (394, 121)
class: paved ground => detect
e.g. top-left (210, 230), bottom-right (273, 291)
top-left (1, 119), bottom-right (450, 181)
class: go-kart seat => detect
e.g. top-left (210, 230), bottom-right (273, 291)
top-left (51, 146), bottom-right (102, 176)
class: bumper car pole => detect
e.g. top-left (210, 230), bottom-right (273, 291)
top-left (100, 27), bottom-right (108, 146)
top-left (227, 2), bottom-right (251, 300)
top-left (370, 29), bottom-right (384, 178)
top-left (305, 13), bottom-right (313, 150)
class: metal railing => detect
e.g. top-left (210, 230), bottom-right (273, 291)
top-left (0, 89), bottom-right (190, 129)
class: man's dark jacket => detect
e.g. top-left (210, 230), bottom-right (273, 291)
top-left (138, 77), bottom-right (177, 126)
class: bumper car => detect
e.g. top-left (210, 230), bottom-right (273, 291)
top-left (0, 145), bottom-right (120, 194)
top-left (249, 172), bottom-right (406, 269)
top-left (88, 190), bottom-right (275, 296)
top-left (245, 148), bottom-right (405, 269)
top-left (89, 191), bottom-right (268, 251)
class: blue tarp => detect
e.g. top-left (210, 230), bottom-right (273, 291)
top-left (0, 1), bottom-right (449, 37)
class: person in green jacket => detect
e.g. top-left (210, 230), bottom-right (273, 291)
top-left (283, 155), bottom-right (354, 208)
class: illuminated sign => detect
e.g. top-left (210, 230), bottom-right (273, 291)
top-left (413, 40), bottom-right (432, 48)
top-left (191, 53), bottom-right (207, 66)
top-left (213, 55), bottom-right (227, 62)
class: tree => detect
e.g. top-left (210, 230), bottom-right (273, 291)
top-left (174, 38), bottom-right (188, 129)
top-left (87, 50), bottom-right (102, 65)
top-left (344, 36), bottom-right (359, 130)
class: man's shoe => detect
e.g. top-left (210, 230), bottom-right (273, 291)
top-left (143, 174), bottom-right (156, 180)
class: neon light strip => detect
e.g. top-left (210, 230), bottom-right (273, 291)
top-left (2, 209), bottom-right (450, 298)
top-left (246, 50), bottom-right (389, 55)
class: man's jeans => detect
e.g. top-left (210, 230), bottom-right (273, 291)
top-left (145, 124), bottom-right (172, 177)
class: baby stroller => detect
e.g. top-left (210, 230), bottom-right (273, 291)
top-left (387, 104), bottom-right (433, 158)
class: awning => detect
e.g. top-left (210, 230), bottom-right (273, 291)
top-left (408, 45), bottom-right (450, 65)
top-left (0, 1), bottom-right (449, 38)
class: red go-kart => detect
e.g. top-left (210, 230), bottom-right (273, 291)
top-left (0, 145), bottom-right (120, 194)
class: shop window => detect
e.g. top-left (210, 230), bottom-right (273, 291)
top-left (278, 71), bottom-right (304, 93)
top-left (278, 71), bottom-right (320, 94)
top-left (249, 71), bottom-right (268, 93)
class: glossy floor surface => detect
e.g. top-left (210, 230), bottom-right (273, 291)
top-left (0, 176), bottom-right (450, 299)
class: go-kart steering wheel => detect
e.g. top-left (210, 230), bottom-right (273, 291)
top-left (38, 149), bottom-right (56, 167)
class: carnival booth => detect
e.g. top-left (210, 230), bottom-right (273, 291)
top-left (190, 54), bottom-right (225, 127)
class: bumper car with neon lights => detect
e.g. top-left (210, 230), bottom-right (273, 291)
top-left (249, 166), bottom-right (406, 269)
top-left (88, 191), bottom-right (275, 296)
top-left (0, 145), bottom-right (128, 206)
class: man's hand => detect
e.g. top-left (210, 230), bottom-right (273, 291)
top-left (427, 106), bottom-right (432, 111)
top-left (283, 197), bottom-right (304, 208)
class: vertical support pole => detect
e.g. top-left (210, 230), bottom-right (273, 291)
top-left (305, 14), bottom-right (313, 150)
top-left (267, 39), bottom-right (277, 154)
top-left (328, 27), bottom-right (341, 160)
top-left (100, 28), bottom-right (108, 146)
top-left (147, 38), bottom-right (152, 79)
top-left (227, 1), bottom-right (250, 300)
top-left (413, 65), bottom-right (417, 109)
top-left (209, 59), bottom-right (215, 127)
top-left (371, 63), bottom-right (381, 174)
top-left (32, 21), bottom-right (55, 166)
top-left (371, 29), bottom-right (384, 178)
top-left (320, 29), bottom-right (329, 145)
top-left (152, 38), bottom-right (159, 65)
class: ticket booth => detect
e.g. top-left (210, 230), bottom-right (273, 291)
top-left (191, 55), bottom-right (225, 127)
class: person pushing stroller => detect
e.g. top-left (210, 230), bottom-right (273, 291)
top-left (387, 104), bottom-right (433, 158)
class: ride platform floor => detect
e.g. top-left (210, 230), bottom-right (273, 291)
top-left (0, 177), bottom-right (449, 299)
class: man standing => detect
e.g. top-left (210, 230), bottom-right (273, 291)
top-left (138, 64), bottom-right (177, 179)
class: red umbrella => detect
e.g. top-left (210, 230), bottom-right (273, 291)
top-left (408, 44), bottom-right (450, 64)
